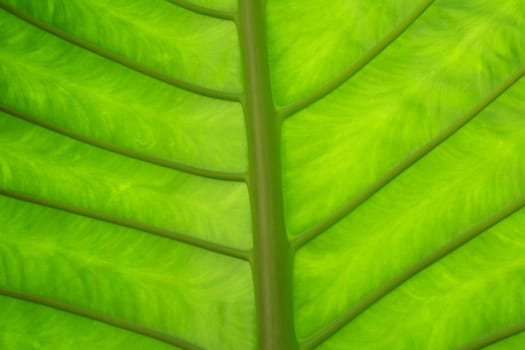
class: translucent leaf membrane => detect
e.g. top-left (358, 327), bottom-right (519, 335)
top-left (0, 113), bottom-right (251, 249)
top-left (0, 296), bottom-right (179, 350)
top-left (266, 0), bottom-right (423, 106)
top-left (2, 0), bottom-right (242, 93)
top-left (0, 196), bottom-right (256, 349)
top-left (0, 10), bottom-right (247, 173)
top-left (294, 78), bottom-right (525, 338)
top-left (317, 208), bottom-right (525, 349)
top-left (282, 0), bottom-right (525, 237)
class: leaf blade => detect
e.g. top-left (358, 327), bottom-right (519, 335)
top-left (0, 194), bottom-right (256, 349)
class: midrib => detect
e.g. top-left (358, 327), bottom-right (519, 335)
top-left (237, 0), bottom-right (298, 349)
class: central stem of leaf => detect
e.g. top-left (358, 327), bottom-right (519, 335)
top-left (237, 0), bottom-right (297, 349)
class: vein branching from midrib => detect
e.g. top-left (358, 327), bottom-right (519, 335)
top-left (0, 105), bottom-right (246, 183)
top-left (165, 0), bottom-right (235, 21)
top-left (460, 322), bottom-right (525, 350)
top-left (276, 0), bottom-right (436, 119)
top-left (0, 189), bottom-right (251, 262)
top-left (0, 2), bottom-right (240, 102)
top-left (291, 67), bottom-right (525, 251)
top-left (0, 287), bottom-right (202, 350)
top-left (300, 198), bottom-right (525, 350)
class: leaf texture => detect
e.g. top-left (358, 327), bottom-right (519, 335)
top-left (0, 0), bottom-right (524, 349)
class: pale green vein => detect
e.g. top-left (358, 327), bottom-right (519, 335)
top-left (0, 104), bottom-right (246, 183)
top-left (0, 287), bottom-right (199, 350)
top-left (300, 197), bottom-right (525, 350)
top-left (165, 0), bottom-right (235, 21)
top-left (461, 323), bottom-right (525, 350)
top-left (0, 3), bottom-right (240, 102)
top-left (291, 66), bottom-right (525, 251)
top-left (276, 0), bottom-right (436, 119)
top-left (0, 190), bottom-right (251, 261)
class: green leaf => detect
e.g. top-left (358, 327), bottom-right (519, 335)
top-left (1, 0), bottom-right (524, 349)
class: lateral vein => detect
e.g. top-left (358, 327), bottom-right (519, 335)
top-left (0, 189), bottom-right (251, 261)
top-left (0, 3), bottom-right (240, 102)
top-left (300, 198), bottom-right (525, 350)
top-left (0, 105), bottom-right (246, 182)
top-left (165, 0), bottom-right (235, 21)
top-left (460, 322), bottom-right (525, 350)
top-left (277, 0), bottom-right (436, 119)
top-left (0, 287), bottom-right (202, 350)
top-left (291, 66), bottom-right (525, 251)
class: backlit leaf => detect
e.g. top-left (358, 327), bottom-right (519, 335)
top-left (1, 0), bottom-right (524, 349)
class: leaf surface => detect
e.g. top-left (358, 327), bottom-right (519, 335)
top-left (1, 0), bottom-right (524, 349)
